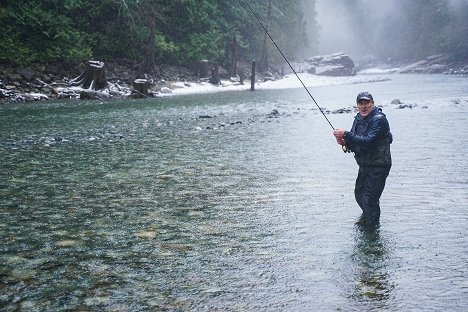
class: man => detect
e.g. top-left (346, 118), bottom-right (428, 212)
top-left (333, 91), bottom-right (392, 226)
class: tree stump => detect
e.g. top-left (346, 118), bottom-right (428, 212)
top-left (131, 79), bottom-right (149, 98)
top-left (209, 64), bottom-right (220, 85)
top-left (196, 60), bottom-right (210, 78)
top-left (70, 61), bottom-right (107, 90)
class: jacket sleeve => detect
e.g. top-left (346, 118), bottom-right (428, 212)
top-left (344, 115), bottom-right (389, 150)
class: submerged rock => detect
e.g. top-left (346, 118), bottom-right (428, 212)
top-left (10, 268), bottom-right (37, 280)
top-left (397, 104), bottom-right (416, 109)
top-left (332, 108), bottom-right (353, 114)
top-left (136, 230), bottom-right (157, 239)
top-left (267, 109), bottom-right (279, 118)
top-left (55, 240), bottom-right (80, 247)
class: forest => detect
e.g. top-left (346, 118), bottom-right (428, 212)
top-left (0, 0), bottom-right (467, 73)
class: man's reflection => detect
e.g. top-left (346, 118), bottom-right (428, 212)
top-left (351, 223), bottom-right (393, 304)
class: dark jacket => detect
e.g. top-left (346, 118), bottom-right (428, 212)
top-left (344, 107), bottom-right (392, 167)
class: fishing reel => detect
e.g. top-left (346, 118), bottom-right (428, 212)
top-left (342, 145), bottom-right (351, 153)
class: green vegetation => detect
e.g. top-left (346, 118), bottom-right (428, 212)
top-left (0, 0), bottom-right (466, 70)
top-left (0, 0), bottom-right (315, 71)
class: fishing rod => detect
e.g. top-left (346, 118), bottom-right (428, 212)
top-left (236, 0), bottom-right (336, 131)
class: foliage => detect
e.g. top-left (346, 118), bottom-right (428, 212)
top-left (446, 2), bottom-right (468, 60)
top-left (0, 0), bottom-right (94, 65)
top-left (0, 0), bottom-right (466, 68)
top-left (0, 0), bottom-right (312, 69)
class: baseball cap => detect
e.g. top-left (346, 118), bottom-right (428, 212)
top-left (356, 91), bottom-right (373, 102)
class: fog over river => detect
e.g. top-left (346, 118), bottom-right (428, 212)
top-left (313, 0), bottom-right (468, 60)
top-left (1, 72), bottom-right (467, 311)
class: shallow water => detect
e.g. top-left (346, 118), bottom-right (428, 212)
top-left (1, 74), bottom-right (467, 311)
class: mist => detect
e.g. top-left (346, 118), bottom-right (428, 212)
top-left (314, 0), bottom-right (396, 59)
top-left (311, 0), bottom-right (468, 62)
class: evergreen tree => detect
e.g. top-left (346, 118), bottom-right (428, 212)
top-left (399, 0), bottom-right (451, 61)
top-left (0, 0), bottom-right (320, 68)
top-left (447, 1), bottom-right (468, 60)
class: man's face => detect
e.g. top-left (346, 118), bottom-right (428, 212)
top-left (357, 99), bottom-right (374, 118)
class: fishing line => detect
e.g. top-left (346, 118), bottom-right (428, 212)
top-left (236, 0), bottom-right (336, 130)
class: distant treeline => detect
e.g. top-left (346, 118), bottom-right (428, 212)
top-left (329, 0), bottom-right (468, 63)
top-left (0, 0), bottom-right (466, 71)
top-left (0, 0), bottom-right (311, 72)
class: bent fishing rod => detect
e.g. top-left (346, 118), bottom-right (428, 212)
top-left (236, 0), bottom-right (336, 131)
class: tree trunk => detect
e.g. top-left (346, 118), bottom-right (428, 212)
top-left (251, 61), bottom-right (256, 91)
top-left (259, 0), bottom-right (272, 72)
top-left (70, 61), bottom-right (107, 90)
top-left (209, 64), bottom-right (220, 85)
top-left (239, 66), bottom-right (245, 85)
top-left (145, 7), bottom-right (157, 73)
top-left (230, 34), bottom-right (238, 77)
top-left (196, 60), bottom-right (210, 78)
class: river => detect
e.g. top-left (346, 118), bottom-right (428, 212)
top-left (1, 73), bottom-right (467, 311)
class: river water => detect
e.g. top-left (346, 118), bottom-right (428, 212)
top-left (1, 73), bottom-right (467, 311)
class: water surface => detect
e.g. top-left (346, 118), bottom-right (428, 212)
top-left (1, 74), bottom-right (467, 311)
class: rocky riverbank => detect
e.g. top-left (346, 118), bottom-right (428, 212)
top-left (0, 59), bottom-right (288, 104)
top-left (0, 61), bottom-right (207, 104)
top-left (1, 53), bottom-right (467, 104)
top-left (397, 54), bottom-right (468, 74)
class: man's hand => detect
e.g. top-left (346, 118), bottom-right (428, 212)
top-left (333, 128), bottom-right (346, 146)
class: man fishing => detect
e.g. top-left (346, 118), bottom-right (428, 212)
top-left (238, 1), bottom-right (392, 226)
top-left (333, 92), bottom-right (392, 226)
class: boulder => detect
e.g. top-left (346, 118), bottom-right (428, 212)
top-left (79, 90), bottom-right (109, 100)
top-left (160, 87), bottom-right (173, 94)
top-left (8, 73), bottom-right (23, 82)
top-left (315, 65), bottom-right (352, 76)
top-left (26, 93), bottom-right (49, 101)
top-left (399, 54), bottom-right (451, 74)
top-left (16, 67), bottom-right (35, 81)
top-left (305, 52), bottom-right (356, 76)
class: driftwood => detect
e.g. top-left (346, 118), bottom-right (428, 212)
top-left (70, 61), bottom-right (108, 90)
